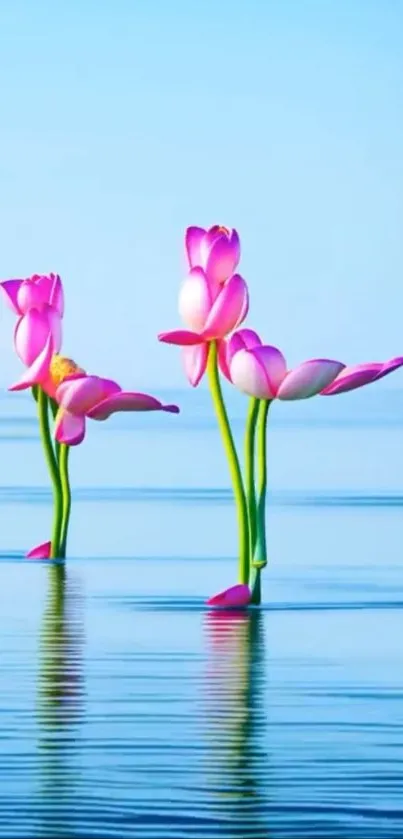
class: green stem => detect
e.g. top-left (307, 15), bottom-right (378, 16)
top-left (244, 397), bottom-right (259, 558)
top-left (207, 341), bottom-right (250, 584)
top-left (49, 398), bottom-right (61, 463)
top-left (59, 445), bottom-right (71, 558)
top-left (251, 399), bottom-right (270, 605)
top-left (37, 388), bottom-right (63, 558)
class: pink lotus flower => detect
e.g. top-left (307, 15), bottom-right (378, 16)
top-left (223, 331), bottom-right (403, 400)
top-left (1, 274), bottom-right (64, 378)
top-left (185, 225), bottom-right (240, 285)
top-left (9, 338), bottom-right (179, 445)
top-left (206, 584), bottom-right (252, 609)
top-left (159, 227), bottom-right (248, 387)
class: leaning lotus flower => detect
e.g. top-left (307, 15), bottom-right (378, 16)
top-left (9, 337), bottom-right (179, 445)
top-left (228, 338), bottom-right (403, 400)
top-left (0, 270), bottom-right (180, 562)
top-left (219, 330), bottom-right (403, 607)
top-left (158, 225), bottom-right (248, 387)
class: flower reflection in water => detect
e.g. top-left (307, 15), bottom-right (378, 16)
top-left (37, 563), bottom-right (84, 833)
top-left (203, 610), bottom-right (269, 835)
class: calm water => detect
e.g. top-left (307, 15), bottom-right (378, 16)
top-left (0, 387), bottom-right (403, 838)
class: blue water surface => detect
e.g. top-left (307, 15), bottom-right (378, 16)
top-left (0, 386), bottom-right (402, 838)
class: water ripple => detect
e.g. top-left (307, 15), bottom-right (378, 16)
top-left (0, 559), bottom-right (402, 838)
top-left (1, 485), bottom-right (403, 507)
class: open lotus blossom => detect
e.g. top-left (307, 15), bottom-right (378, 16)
top-left (185, 225), bottom-right (240, 284)
top-left (1, 273), bottom-right (64, 375)
top-left (221, 330), bottom-right (403, 400)
top-left (206, 584), bottom-right (252, 609)
top-left (227, 339), bottom-right (345, 400)
top-left (9, 337), bottom-right (179, 445)
top-left (159, 227), bottom-right (248, 387)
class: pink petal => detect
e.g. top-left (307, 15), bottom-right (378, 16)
top-left (178, 267), bottom-right (213, 332)
top-left (17, 280), bottom-right (47, 313)
top-left (219, 328), bottom-right (262, 382)
top-left (26, 540), bottom-right (51, 559)
top-left (277, 359), bottom-right (345, 400)
top-left (54, 409), bottom-right (86, 446)
top-left (0, 279), bottom-right (23, 314)
top-left (228, 328), bottom-right (262, 363)
top-left (14, 306), bottom-right (61, 365)
top-left (158, 329), bottom-right (203, 346)
top-left (185, 226), bottom-right (206, 269)
top-left (48, 274), bottom-right (64, 316)
top-left (375, 356), bottom-right (403, 380)
top-left (86, 391), bottom-right (179, 420)
top-left (229, 348), bottom-right (271, 398)
top-left (321, 363), bottom-right (383, 395)
top-left (182, 344), bottom-right (208, 387)
top-left (255, 346), bottom-right (288, 395)
top-left (56, 375), bottom-right (121, 415)
top-left (46, 304), bottom-right (62, 353)
top-left (230, 345), bottom-right (287, 399)
top-left (322, 356), bottom-right (403, 395)
top-left (202, 274), bottom-right (249, 340)
top-left (233, 282), bottom-right (249, 329)
top-left (9, 333), bottom-right (54, 391)
top-left (206, 584), bottom-right (251, 608)
top-left (205, 229), bottom-right (241, 285)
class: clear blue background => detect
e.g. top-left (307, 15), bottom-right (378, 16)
top-left (0, 0), bottom-right (402, 390)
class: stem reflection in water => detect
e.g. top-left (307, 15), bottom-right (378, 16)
top-left (203, 610), bottom-right (269, 834)
top-left (37, 563), bottom-right (84, 832)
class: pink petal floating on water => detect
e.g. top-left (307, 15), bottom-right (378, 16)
top-left (26, 540), bottom-right (51, 559)
top-left (206, 583), bottom-right (251, 608)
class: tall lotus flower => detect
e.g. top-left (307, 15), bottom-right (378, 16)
top-left (159, 227), bottom-right (252, 604)
top-left (158, 225), bottom-right (248, 387)
top-left (1, 273), bottom-right (64, 376)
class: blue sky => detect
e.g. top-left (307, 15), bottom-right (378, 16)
top-left (0, 0), bottom-right (402, 390)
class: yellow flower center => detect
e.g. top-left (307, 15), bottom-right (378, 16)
top-left (49, 354), bottom-right (85, 387)
top-left (217, 225), bottom-right (229, 235)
